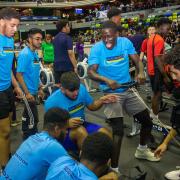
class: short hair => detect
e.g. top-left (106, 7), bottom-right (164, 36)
top-left (56, 19), bottom-right (69, 32)
top-left (165, 44), bottom-right (180, 69)
top-left (157, 18), bottom-right (172, 27)
top-left (81, 132), bottom-right (113, 165)
top-left (0, 7), bottom-right (20, 20)
top-left (107, 7), bottom-right (121, 19)
top-left (102, 20), bottom-right (117, 32)
top-left (60, 71), bottom-right (80, 91)
top-left (44, 108), bottom-right (70, 130)
top-left (28, 28), bottom-right (43, 38)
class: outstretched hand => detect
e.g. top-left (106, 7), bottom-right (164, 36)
top-left (100, 94), bottom-right (118, 104)
top-left (154, 143), bottom-right (167, 158)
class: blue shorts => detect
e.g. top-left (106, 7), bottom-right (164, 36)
top-left (62, 121), bottom-right (102, 152)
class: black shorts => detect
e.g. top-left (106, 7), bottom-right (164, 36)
top-left (171, 104), bottom-right (180, 134)
top-left (0, 86), bottom-right (14, 119)
top-left (149, 69), bottom-right (163, 94)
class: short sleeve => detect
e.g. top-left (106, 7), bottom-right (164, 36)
top-left (88, 45), bottom-right (100, 66)
top-left (141, 39), bottom-right (147, 53)
top-left (16, 52), bottom-right (28, 73)
top-left (81, 85), bottom-right (93, 106)
top-left (66, 36), bottom-right (73, 50)
top-left (125, 38), bottom-right (136, 55)
top-left (154, 37), bottom-right (164, 57)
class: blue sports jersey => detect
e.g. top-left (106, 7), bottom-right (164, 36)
top-left (1, 131), bottom-right (68, 180)
top-left (0, 34), bottom-right (14, 91)
top-left (16, 46), bottom-right (40, 95)
top-left (88, 37), bottom-right (136, 93)
top-left (45, 84), bottom-right (93, 120)
top-left (46, 156), bottom-right (98, 180)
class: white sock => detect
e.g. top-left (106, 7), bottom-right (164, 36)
top-left (110, 167), bottom-right (119, 173)
top-left (138, 144), bottom-right (148, 150)
top-left (150, 110), bottom-right (158, 118)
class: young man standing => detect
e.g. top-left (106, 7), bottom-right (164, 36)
top-left (16, 28), bottom-right (44, 139)
top-left (0, 7), bottom-right (22, 168)
top-left (53, 19), bottom-right (78, 84)
top-left (146, 18), bottom-right (172, 120)
top-left (88, 21), bottom-right (160, 173)
top-left (1, 108), bottom-right (70, 179)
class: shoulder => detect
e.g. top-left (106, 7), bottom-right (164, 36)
top-left (155, 34), bottom-right (164, 42)
top-left (48, 90), bottom-right (61, 100)
top-left (80, 84), bottom-right (88, 93)
top-left (91, 41), bottom-right (103, 50)
top-left (118, 37), bottom-right (131, 44)
top-left (18, 47), bottom-right (29, 57)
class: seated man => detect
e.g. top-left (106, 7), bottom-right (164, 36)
top-left (45, 71), bottom-right (117, 154)
top-left (46, 132), bottom-right (118, 180)
top-left (154, 45), bottom-right (180, 180)
top-left (1, 108), bottom-right (70, 179)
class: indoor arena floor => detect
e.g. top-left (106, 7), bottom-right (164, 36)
top-left (10, 91), bottom-right (180, 180)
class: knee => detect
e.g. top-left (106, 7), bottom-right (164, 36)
top-left (98, 127), bottom-right (112, 139)
top-left (70, 126), bottom-right (88, 140)
top-left (134, 109), bottom-right (152, 129)
top-left (109, 118), bottom-right (124, 136)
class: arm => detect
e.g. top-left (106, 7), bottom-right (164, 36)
top-left (154, 128), bottom-right (177, 157)
top-left (11, 72), bottom-right (23, 97)
top-left (139, 51), bottom-right (145, 62)
top-left (16, 72), bottom-right (35, 101)
top-left (129, 54), bottom-right (145, 83)
top-left (68, 50), bottom-right (78, 72)
top-left (88, 65), bottom-right (119, 90)
top-left (87, 94), bottom-right (118, 111)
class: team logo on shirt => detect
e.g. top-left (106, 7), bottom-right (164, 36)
top-left (106, 55), bottom-right (124, 64)
top-left (0, 47), bottom-right (14, 56)
top-left (68, 103), bottom-right (84, 115)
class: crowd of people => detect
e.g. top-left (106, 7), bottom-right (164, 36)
top-left (0, 6), bottom-right (180, 180)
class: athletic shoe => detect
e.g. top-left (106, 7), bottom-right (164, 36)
top-left (135, 147), bottom-right (160, 162)
top-left (164, 169), bottom-right (180, 180)
top-left (11, 120), bottom-right (22, 127)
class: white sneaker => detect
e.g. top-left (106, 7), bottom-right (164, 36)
top-left (135, 147), bottom-right (160, 162)
top-left (165, 169), bottom-right (180, 180)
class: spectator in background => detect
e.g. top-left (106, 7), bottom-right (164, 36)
top-left (146, 18), bottom-right (172, 121)
top-left (128, 26), bottom-right (145, 55)
top-left (42, 34), bottom-right (54, 65)
top-left (107, 7), bottom-right (121, 26)
top-left (53, 19), bottom-right (78, 84)
top-left (75, 36), bottom-right (84, 62)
